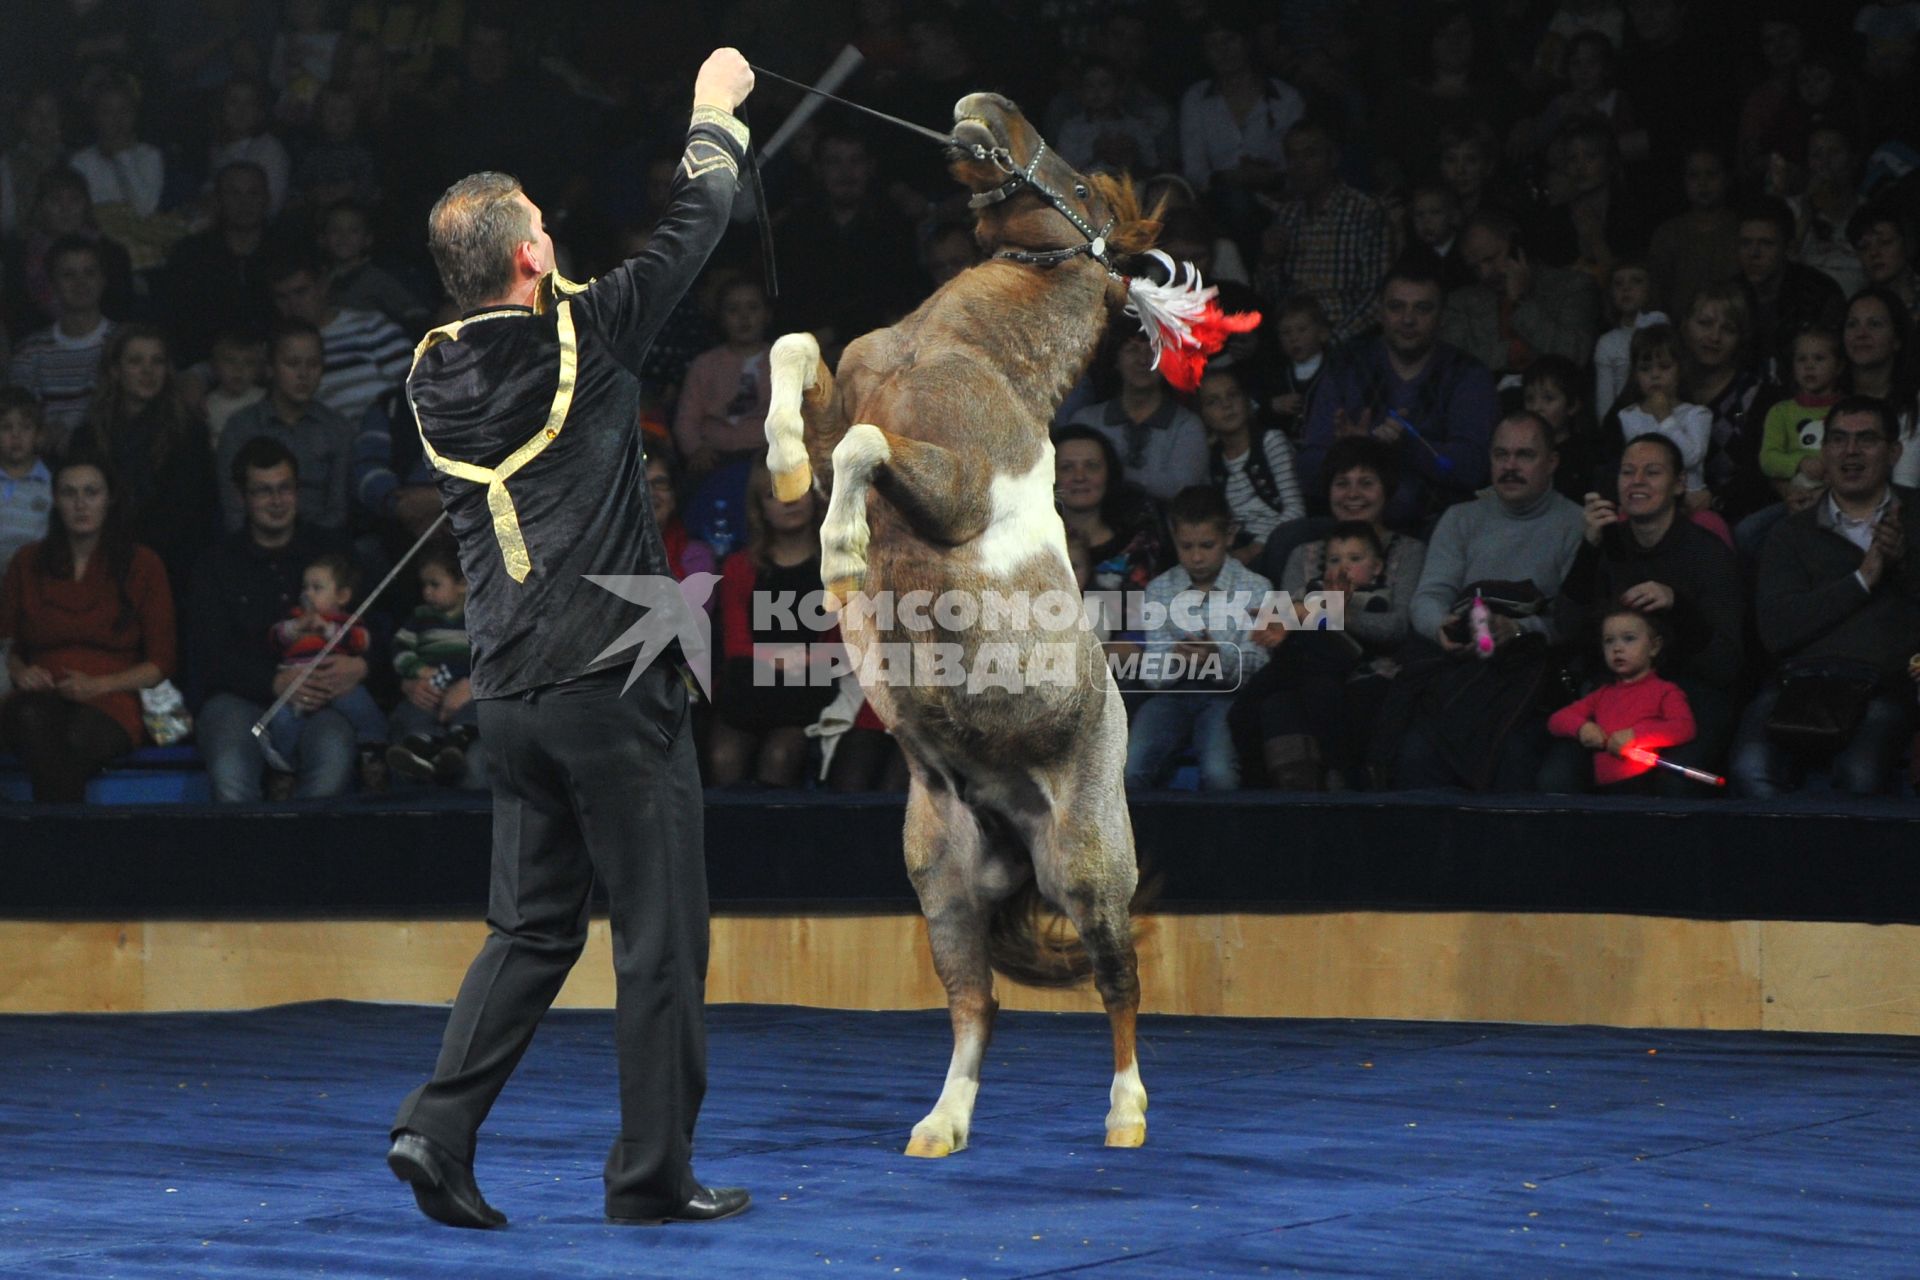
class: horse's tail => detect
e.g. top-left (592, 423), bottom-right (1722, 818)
top-left (987, 880), bottom-right (1094, 988)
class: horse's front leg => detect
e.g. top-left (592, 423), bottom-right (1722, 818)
top-left (765, 332), bottom-right (838, 502)
top-left (902, 779), bottom-right (998, 1158)
top-left (820, 425), bottom-right (991, 603)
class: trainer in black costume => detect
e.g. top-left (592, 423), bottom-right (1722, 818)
top-left (386, 48), bottom-right (756, 1230)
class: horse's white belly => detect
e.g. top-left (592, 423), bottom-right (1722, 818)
top-left (971, 444), bottom-right (1071, 582)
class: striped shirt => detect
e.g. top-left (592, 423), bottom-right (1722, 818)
top-left (1218, 431), bottom-right (1306, 544)
top-left (6, 319), bottom-right (114, 450)
top-left (318, 306), bottom-right (412, 426)
top-left (0, 459), bottom-right (52, 580)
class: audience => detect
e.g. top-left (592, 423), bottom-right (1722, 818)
top-left (2, 0), bottom-right (1919, 808)
top-left (386, 538), bottom-right (480, 789)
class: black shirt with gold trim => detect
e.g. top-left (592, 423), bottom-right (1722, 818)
top-left (406, 108), bottom-right (747, 698)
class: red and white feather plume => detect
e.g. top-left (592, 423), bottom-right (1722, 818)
top-left (1122, 250), bottom-right (1262, 392)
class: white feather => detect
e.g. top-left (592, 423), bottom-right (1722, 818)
top-left (1123, 249), bottom-right (1217, 370)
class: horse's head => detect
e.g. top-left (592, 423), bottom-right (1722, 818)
top-left (947, 92), bottom-right (1158, 285)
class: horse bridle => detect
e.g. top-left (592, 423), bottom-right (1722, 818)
top-left (960, 134), bottom-right (1118, 273)
top-left (745, 64), bottom-right (1119, 272)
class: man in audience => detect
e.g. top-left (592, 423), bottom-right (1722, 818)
top-left (188, 437), bottom-right (365, 803)
top-left (1298, 261), bottom-right (1498, 532)
top-left (1737, 196), bottom-right (1845, 380)
top-left (1442, 209), bottom-right (1599, 382)
top-left (1729, 397), bottom-right (1920, 796)
top-left (1254, 119), bottom-right (1394, 344)
top-left (160, 161), bottom-right (278, 367)
top-left (6, 236), bottom-right (117, 451)
top-left (1544, 434), bottom-right (1744, 793)
top-left (1387, 412), bottom-right (1586, 790)
top-left (216, 319), bottom-right (356, 532)
top-left (265, 255), bottom-right (413, 426)
top-left (771, 127), bottom-right (918, 361)
top-left (1848, 204), bottom-right (1920, 325)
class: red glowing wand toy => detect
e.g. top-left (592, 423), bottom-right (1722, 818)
top-left (1620, 744), bottom-right (1726, 788)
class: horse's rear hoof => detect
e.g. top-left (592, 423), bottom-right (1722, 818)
top-left (1104, 1123), bottom-right (1146, 1148)
top-left (904, 1136), bottom-right (953, 1159)
top-left (771, 464), bottom-right (812, 503)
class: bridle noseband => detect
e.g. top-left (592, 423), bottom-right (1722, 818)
top-left (961, 135), bottom-right (1118, 273)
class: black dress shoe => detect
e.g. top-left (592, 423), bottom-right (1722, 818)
top-left (608, 1186), bottom-right (751, 1225)
top-left (387, 1131), bottom-right (507, 1229)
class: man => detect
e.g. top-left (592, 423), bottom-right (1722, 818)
top-left (1737, 196), bottom-right (1845, 381)
top-left (265, 255), bottom-right (413, 426)
top-left (1404, 183), bottom-right (1473, 293)
top-left (1066, 326), bottom-right (1209, 503)
top-left (1441, 210), bottom-right (1599, 381)
top-left (187, 437), bottom-right (364, 803)
top-left (6, 236), bottom-right (115, 451)
top-left (216, 319), bottom-right (355, 532)
top-left (1254, 119), bottom-right (1393, 344)
top-left (1542, 434), bottom-right (1743, 793)
top-left (1298, 261), bottom-right (1498, 532)
top-left (160, 161), bottom-right (277, 367)
top-left (1729, 397), bottom-right (1920, 797)
top-left (771, 126), bottom-right (919, 360)
top-left (386, 49), bottom-right (755, 1230)
top-left (1848, 204), bottom-right (1920, 324)
top-left (1389, 412), bottom-right (1586, 791)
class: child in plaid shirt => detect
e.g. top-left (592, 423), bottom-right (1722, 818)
top-left (386, 540), bottom-right (479, 786)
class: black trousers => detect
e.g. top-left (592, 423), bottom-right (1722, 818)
top-left (391, 663), bottom-right (709, 1217)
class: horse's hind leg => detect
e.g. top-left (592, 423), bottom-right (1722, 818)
top-left (1034, 692), bottom-right (1148, 1147)
top-left (902, 778), bottom-right (1002, 1158)
top-left (765, 332), bottom-right (833, 502)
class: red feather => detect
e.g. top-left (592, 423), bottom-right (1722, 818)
top-left (1154, 301), bottom-right (1262, 391)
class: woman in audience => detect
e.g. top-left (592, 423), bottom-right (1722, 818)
top-left (707, 462), bottom-right (834, 789)
top-left (1841, 286), bottom-right (1920, 489)
top-left (1052, 423), bottom-right (1169, 602)
top-left (1679, 282), bottom-right (1770, 521)
top-left (0, 454), bottom-right (175, 802)
top-left (73, 324), bottom-right (219, 601)
top-left (1232, 436), bottom-right (1425, 790)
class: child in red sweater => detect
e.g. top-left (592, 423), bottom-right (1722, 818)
top-left (1547, 607), bottom-right (1695, 789)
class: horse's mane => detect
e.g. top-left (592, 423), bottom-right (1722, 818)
top-left (1086, 172), bottom-right (1161, 256)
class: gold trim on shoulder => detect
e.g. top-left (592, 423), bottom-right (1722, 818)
top-left (405, 272), bottom-right (584, 582)
top-left (690, 105), bottom-right (750, 151)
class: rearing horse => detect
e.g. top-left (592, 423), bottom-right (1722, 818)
top-left (763, 94), bottom-right (1161, 1155)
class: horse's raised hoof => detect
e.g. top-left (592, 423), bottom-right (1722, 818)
top-left (822, 578), bottom-right (863, 612)
top-left (904, 1135), bottom-right (954, 1159)
top-left (771, 463), bottom-right (813, 503)
top-left (1104, 1123), bottom-right (1147, 1148)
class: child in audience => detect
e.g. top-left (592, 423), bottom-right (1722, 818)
top-left (1613, 322), bottom-right (1711, 495)
top-left (1523, 354), bottom-right (1599, 501)
top-left (204, 330), bottom-right (266, 449)
top-left (387, 540), bottom-right (479, 786)
top-left (1199, 360), bottom-right (1305, 566)
top-left (1593, 259), bottom-right (1654, 414)
top-left (1758, 327), bottom-right (1844, 503)
top-left (0, 389), bottom-right (51, 583)
top-left (320, 200), bottom-right (427, 330)
top-left (673, 276), bottom-right (772, 479)
top-left (1547, 607), bottom-right (1695, 792)
top-left (1270, 295), bottom-right (1331, 440)
top-left (1124, 486), bottom-right (1271, 792)
top-left (264, 551), bottom-right (387, 773)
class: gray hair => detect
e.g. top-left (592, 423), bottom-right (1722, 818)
top-left (427, 171), bottom-right (532, 312)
